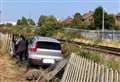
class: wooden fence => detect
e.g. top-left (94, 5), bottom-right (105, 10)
top-left (0, 32), bottom-right (12, 54)
top-left (61, 54), bottom-right (120, 82)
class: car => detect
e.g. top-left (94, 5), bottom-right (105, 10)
top-left (28, 36), bottom-right (63, 65)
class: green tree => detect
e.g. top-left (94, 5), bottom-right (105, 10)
top-left (28, 18), bottom-right (35, 25)
top-left (17, 17), bottom-right (35, 26)
top-left (38, 15), bottom-right (57, 27)
top-left (93, 6), bottom-right (116, 30)
top-left (93, 6), bottom-right (103, 29)
top-left (17, 19), bottom-right (22, 25)
top-left (37, 15), bottom-right (63, 36)
top-left (105, 14), bottom-right (115, 29)
top-left (21, 17), bottom-right (28, 25)
top-left (72, 12), bottom-right (83, 28)
top-left (38, 15), bottom-right (46, 27)
top-left (6, 23), bottom-right (13, 27)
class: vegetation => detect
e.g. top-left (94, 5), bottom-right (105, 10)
top-left (93, 6), bottom-right (116, 30)
top-left (72, 12), bottom-right (83, 28)
top-left (17, 17), bottom-right (35, 26)
top-left (62, 42), bottom-right (120, 72)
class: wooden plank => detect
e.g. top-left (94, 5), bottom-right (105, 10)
top-left (114, 71), bottom-right (119, 82)
top-left (96, 64), bottom-right (101, 82)
top-left (109, 69), bottom-right (114, 82)
top-left (104, 68), bottom-right (109, 82)
top-left (72, 55), bottom-right (78, 82)
top-left (92, 63), bottom-right (97, 82)
top-left (70, 55), bottom-right (76, 82)
top-left (77, 56), bottom-right (84, 82)
top-left (79, 58), bottom-right (86, 81)
top-left (61, 55), bottom-right (73, 82)
top-left (86, 60), bottom-right (92, 82)
top-left (45, 58), bottom-right (68, 81)
top-left (100, 65), bottom-right (105, 82)
top-left (74, 55), bottom-right (82, 82)
top-left (83, 59), bottom-right (89, 82)
top-left (89, 61), bottom-right (94, 82)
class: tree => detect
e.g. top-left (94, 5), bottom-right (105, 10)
top-left (38, 15), bottom-right (57, 27)
top-left (37, 15), bottom-right (64, 36)
top-left (93, 6), bottom-right (116, 30)
top-left (38, 15), bottom-right (46, 27)
top-left (21, 17), bottom-right (28, 25)
top-left (72, 12), bottom-right (83, 28)
top-left (6, 23), bottom-right (13, 27)
top-left (104, 14), bottom-right (115, 29)
top-left (28, 18), bottom-right (35, 25)
top-left (17, 19), bottom-right (22, 25)
top-left (93, 6), bottom-right (103, 29)
top-left (17, 17), bottom-right (35, 26)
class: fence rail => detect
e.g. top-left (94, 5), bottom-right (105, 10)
top-left (61, 54), bottom-right (120, 82)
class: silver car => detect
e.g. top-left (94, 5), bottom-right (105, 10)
top-left (28, 36), bottom-right (63, 65)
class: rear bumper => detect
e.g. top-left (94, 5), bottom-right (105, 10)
top-left (29, 54), bottom-right (63, 60)
top-left (28, 58), bottom-right (62, 66)
top-left (28, 54), bottom-right (63, 65)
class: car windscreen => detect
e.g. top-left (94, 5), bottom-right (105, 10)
top-left (36, 41), bottom-right (61, 50)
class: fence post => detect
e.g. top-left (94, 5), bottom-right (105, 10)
top-left (112, 30), bottom-right (114, 40)
top-left (109, 69), bottom-right (113, 82)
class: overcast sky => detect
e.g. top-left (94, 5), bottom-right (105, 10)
top-left (0, 0), bottom-right (120, 22)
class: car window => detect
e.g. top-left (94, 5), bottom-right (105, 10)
top-left (36, 41), bottom-right (61, 50)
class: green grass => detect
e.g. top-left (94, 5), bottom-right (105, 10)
top-left (78, 49), bottom-right (104, 63)
top-left (63, 43), bottom-right (120, 72)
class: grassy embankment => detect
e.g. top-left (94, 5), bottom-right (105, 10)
top-left (60, 31), bottom-right (120, 73)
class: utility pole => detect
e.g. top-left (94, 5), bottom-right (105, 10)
top-left (29, 9), bottom-right (31, 19)
top-left (102, 7), bottom-right (104, 40)
top-left (0, 10), bottom-right (1, 24)
top-left (28, 9), bottom-right (31, 26)
top-left (0, 0), bottom-right (2, 24)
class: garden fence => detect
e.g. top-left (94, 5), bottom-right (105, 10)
top-left (61, 54), bottom-right (120, 82)
top-left (0, 32), bottom-right (12, 53)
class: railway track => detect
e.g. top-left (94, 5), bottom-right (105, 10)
top-left (58, 39), bottom-right (120, 56)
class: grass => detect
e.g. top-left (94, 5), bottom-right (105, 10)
top-left (105, 60), bottom-right (120, 71)
top-left (62, 43), bottom-right (120, 72)
top-left (78, 49), bottom-right (104, 63)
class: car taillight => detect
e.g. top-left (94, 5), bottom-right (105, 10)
top-left (30, 42), bottom-right (39, 52)
top-left (30, 48), bottom-right (37, 52)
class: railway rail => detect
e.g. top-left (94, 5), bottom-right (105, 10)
top-left (58, 39), bottom-right (120, 56)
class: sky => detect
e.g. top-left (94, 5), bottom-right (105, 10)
top-left (0, 0), bottom-right (120, 22)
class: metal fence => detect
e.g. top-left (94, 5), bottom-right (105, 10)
top-left (80, 30), bottom-right (120, 40)
top-left (64, 28), bottom-right (120, 40)
top-left (61, 54), bottom-right (120, 82)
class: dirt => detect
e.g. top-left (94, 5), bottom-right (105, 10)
top-left (0, 54), bottom-right (28, 82)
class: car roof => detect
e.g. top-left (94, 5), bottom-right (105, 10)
top-left (32, 36), bottom-right (60, 43)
